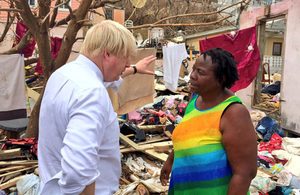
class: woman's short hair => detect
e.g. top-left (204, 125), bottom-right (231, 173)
top-left (202, 47), bottom-right (239, 89)
top-left (80, 20), bottom-right (137, 58)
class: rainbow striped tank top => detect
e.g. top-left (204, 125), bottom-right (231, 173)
top-left (169, 94), bottom-right (243, 195)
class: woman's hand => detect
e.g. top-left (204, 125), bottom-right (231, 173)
top-left (160, 150), bottom-right (174, 186)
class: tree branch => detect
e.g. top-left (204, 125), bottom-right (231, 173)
top-left (91, 0), bottom-right (122, 9)
top-left (41, 0), bottom-right (71, 26)
top-left (52, 0), bottom-right (121, 28)
top-left (49, 0), bottom-right (61, 28)
top-left (153, 0), bottom-right (246, 25)
top-left (89, 10), bottom-right (104, 18)
top-left (14, 0), bottom-right (39, 35)
top-left (25, 58), bottom-right (39, 66)
top-left (0, 13), bottom-right (16, 43)
top-left (0, 8), bottom-right (23, 12)
top-left (127, 16), bottom-right (231, 30)
top-left (0, 31), bottom-right (31, 55)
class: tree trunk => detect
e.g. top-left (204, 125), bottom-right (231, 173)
top-left (24, 87), bottom-right (44, 138)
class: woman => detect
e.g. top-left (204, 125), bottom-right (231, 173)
top-left (160, 48), bottom-right (257, 195)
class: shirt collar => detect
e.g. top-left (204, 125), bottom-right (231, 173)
top-left (77, 54), bottom-right (104, 82)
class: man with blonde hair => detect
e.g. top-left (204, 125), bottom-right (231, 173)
top-left (38, 20), bottom-right (156, 195)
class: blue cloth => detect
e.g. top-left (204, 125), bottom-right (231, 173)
top-left (255, 117), bottom-right (284, 141)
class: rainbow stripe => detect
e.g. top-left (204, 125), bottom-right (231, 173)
top-left (169, 95), bottom-right (243, 195)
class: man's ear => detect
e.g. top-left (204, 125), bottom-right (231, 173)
top-left (104, 48), bottom-right (110, 60)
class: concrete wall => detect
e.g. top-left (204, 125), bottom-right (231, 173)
top-left (238, 0), bottom-right (300, 133)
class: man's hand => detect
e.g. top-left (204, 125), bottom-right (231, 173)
top-left (135, 55), bottom-right (156, 75)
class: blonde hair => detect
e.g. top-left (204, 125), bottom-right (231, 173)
top-left (80, 20), bottom-right (137, 58)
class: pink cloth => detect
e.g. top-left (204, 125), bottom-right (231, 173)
top-left (35, 37), bottom-right (62, 74)
top-left (128, 110), bottom-right (142, 121)
top-left (199, 26), bottom-right (261, 92)
top-left (12, 21), bottom-right (36, 58)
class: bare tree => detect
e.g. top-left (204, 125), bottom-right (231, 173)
top-left (0, 0), bottom-right (248, 138)
top-left (0, 0), bottom-right (122, 138)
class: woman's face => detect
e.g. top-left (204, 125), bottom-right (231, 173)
top-left (189, 55), bottom-right (220, 95)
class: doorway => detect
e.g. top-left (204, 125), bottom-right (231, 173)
top-left (252, 16), bottom-right (285, 121)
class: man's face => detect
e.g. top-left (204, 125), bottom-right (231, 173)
top-left (103, 53), bottom-right (130, 82)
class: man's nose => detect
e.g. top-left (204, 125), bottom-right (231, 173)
top-left (126, 59), bottom-right (131, 68)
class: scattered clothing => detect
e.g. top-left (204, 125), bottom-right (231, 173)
top-left (250, 177), bottom-right (276, 194)
top-left (281, 137), bottom-right (300, 156)
top-left (262, 81), bottom-right (281, 95)
top-left (17, 173), bottom-right (40, 195)
top-left (256, 117), bottom-right (284, 142)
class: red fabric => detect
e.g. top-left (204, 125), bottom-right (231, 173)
top-left (199, 26), bottom-right (261, 92)
top-left (12, 21), bottom-right (36, 58)
top-left (35, 37), bottom-right (62, 74)
top-left (258, 133), bottom-right (282, 153)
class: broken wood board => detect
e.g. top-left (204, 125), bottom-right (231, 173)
top-left (120, 141), bottom-right (173, 153)
top-left (0, 165), bottom-right (38, 178)
top-left (0, 166), bottom-right (27, 173)
top-left (28, 87), bottom-right (40, 100)
top-left (144, 149), bottom-right (168, 162)
top-left (0, 175), bottom-right (24, 190)
top-left (153, 145), bottom-right (170, 153)
top-left (120, 133), bottom-right (144, 151)
top-left (0, 148), bottom-right (21, 160)
top-left (119, 137), bottom-right (170, 150)
top-left (0, 160), bottom-right (38, 166)
top-left (257, 167), bottom-right (277, 178)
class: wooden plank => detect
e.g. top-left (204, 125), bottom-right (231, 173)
top-left (139, 137), bottom-right (170, 145)
top-left (254, 21), bottom-right (266, 105)
top-left (119, 133), bottom-right (144, 151)
top-left (0, 160), bottom-right (38, 166)
top-left (28, 87), bottom-right (40, 100)
top-left (144, 149), bottom-right (168, 162)
top-left (119, 137), bottom-right (170, 149)
top-left (0, 148), bottom-right (21, 160)
top-left (0, 166), bottom-right (27, 173)
top-left (0, 165), bottom-right (38, 178)
top-left (0, 175), bottom-right (24, 190)
top-left (153, 145), bottom-right (170, 153)
top-left (120, 141), bottom-right (173, 153)
top-left (257, 167), bottom-right (276, 177)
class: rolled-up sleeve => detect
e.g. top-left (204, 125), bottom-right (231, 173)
top-left (58, 87), bottom-right (107, 195)
top-left (104, 77), bottom-right (123, 94)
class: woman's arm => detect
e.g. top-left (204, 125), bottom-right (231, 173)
top-left (220, 104), bottom-right (257, 195)
top-left (160, 149), bottom-right (174, 186)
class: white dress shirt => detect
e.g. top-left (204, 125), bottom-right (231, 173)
top-left (38, 54), bottom-right (123, 195)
